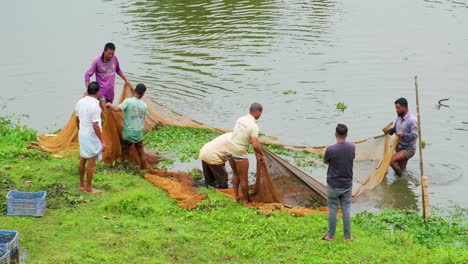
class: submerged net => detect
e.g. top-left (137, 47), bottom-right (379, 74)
top-left (30, 84), bottom-right (397, 211)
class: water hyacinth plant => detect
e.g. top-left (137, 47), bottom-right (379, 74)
top-left (336, 101), bottom-right (347, 112)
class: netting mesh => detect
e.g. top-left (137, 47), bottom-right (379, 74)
top-left (29, 84), bottom-right (397, 212)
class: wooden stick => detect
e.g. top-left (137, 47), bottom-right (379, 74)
top-left (415, 76), bottom-right (430, 219)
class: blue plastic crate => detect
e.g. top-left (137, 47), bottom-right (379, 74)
top-left (0, 246), bottom-right (9, 264)
top-left (0, 230), bottom-right (18, 258)
top-left (6, 190), bottom-right (46, 217)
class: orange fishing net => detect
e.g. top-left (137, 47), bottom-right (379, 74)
top-left (145, 171), bottom-right (207, 209)
top-left (30, 84), bottom-right (398, 213)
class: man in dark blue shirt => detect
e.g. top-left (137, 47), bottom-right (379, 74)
top-left (383, 97), bottom-right (418, 176)
top-left (322, 124), bottom-right (355, 241)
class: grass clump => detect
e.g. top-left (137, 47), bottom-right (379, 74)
top-left (0, 116), bottom-right (36, 148)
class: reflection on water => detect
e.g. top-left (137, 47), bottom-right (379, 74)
top-left (118, 0), bottom-right (338, 104)
top-left (353, 173), bottom-right (419, 213)
top-left (375, 174), bottom-right (419, 211)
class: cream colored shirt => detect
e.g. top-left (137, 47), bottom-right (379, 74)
top-left (199, 132), bottom-right (232, 165)
top-left (227, 114), bottom-right (259, 158)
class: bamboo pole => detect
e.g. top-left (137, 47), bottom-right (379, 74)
top-left (415, 76), bottom-right (430, 219)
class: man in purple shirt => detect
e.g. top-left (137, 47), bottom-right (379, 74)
top-left (84, 42), bottom-right (130, 109)
top-left (383, 97), bottom-right (418, 176)
top-left (322, 124), bottom-right (355, 242)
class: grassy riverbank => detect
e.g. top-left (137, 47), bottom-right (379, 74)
top-left (0, 117), bottom-right (466, 263)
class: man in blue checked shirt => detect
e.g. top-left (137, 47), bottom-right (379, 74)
top-left (383, 97), bottom-right (419, 176)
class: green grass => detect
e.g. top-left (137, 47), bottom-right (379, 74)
top-left (0, 118), bottom-right (467, 263)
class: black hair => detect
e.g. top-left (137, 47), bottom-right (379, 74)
top-left (249, 103), bottom-right (263, 113)
top-left (135, 83), bottom-right (147, 95)
top-left (87, 81), bottom-right (100, 95)
top-left (394, 97), bottom-right (408, 107)
top-left (336, 123), bottom-right (348, 137)
top-left (104, 42), bottom-right (116, 51)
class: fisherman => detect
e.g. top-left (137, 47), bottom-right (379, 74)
top-left (383, 97), bottom-right (418, 176)
top-left (227, 103), bottom-right (265, 205)
top-left (85, 42), bottom-right (131, 109)
top-left (199, 132), bottom-right (232, 188)
top-left (75, 82), bottom-right (105, 194)
top-left (106, 83), bottom-right (148, 170)
top-left (322, 124), bottom-right (355, 241)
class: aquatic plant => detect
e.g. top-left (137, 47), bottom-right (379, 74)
top-left (188, 168), bottom-right (202, 180)
top-left (421, 140), bottom-right (431, 149)
top-left (336, 101), bottom-right (347, 112)
top-left (282, 89), bottom-right (297, 95)
top-left (144, 125), bottom-right (221, 163)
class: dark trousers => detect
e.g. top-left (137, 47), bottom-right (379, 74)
top-left (202, 161), bottom-right (228, 188)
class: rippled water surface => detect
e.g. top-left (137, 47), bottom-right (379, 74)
top-left (1, 0), bottom-right (467, 212)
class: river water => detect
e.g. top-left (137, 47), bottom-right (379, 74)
top-left (1, 0), bottom-right (467, 213)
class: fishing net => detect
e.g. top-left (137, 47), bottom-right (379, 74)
top-left (144, 171), bottom-right (207, 209)
top-left (29, 84), bottom-right (398, 212)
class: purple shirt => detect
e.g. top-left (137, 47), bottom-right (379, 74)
top-left (84, 55), bottom-right (123, 100)
top-left (390, 112), bottom-right (418, 150)
top-left (324, 141), bottom-right (355, 189)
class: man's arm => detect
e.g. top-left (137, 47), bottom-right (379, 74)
top-left (106, 102), bottom-right (122, 112)
top-left (84, 59), bottom-right (97, 91)
top-left (92, 121), bottom-right (105, 150)
top-left (115, 57), bottom-right (130, 86)
top-left (402, 119), bottom-right (419, 141)
top-left (251, 136), bottom-right (265, 163)
top-left (323, 148), bottom-right (329, 164)
top-left (75, 116), bottom-right (80, 130)
top-left (117, 71), bottom-right (131, 86)
top-left (383, 125), bottom-right (396, 135)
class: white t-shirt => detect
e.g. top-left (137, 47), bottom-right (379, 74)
top-left (75, 96), bottom-right (102, 134)
top-left (199, 132), bottom-right (232, 165)
top-left (227, 114), bottom-right (259, 158)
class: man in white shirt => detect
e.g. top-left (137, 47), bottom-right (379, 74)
top-left (75, 81), bottom-right (106, 194)
top-left (199, 132), bottom-right (232, 188)
top-left (227, 103), bottom-right (265, 205)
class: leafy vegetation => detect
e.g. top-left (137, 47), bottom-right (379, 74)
top-left (188, 168), bottom-right (202, 181)
top-left (264, 144), bottom-right (324, 169)
top-left (354, 208), bottom-right (467, 248)
top-left (336, 101), bottom-right (347, 112)
top-left (144, 126), bottom-right (221, 162)
top-left (421, 139), bottom-right (431, 149)
top-left (282, 89), bottom-right (297, 95)
top-left (0, 116), bottom-right (36, 148)
top-left (0, 117), bottom-right (466, 263)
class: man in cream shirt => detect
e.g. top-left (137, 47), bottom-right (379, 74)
top-left (199, 132), bottom-right (232, 188)
top-left (227, 103), bottom-right (265, 205)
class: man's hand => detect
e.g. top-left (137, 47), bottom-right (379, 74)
top-left (106, 102), bottom-right (112, 108)
top-left (101, 142), bottom-right (107, 151)
top-left (383, 127), bottom-right (391, 134)
top-left (396, 132), bottom-right (404, 138)
top-left (259, 155), bottom-right (266, 164)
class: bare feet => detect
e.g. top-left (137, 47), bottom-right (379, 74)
top-left (321, 235), bottom-right (334, 241)
top-left (84, 188), bottom-right (102, 194)
top-left (79, 185), bottom-right (85, 190)
top-left (345, 236), bottom-right (354, 242)
top-left (242, 200), bottom-right (250, 206)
